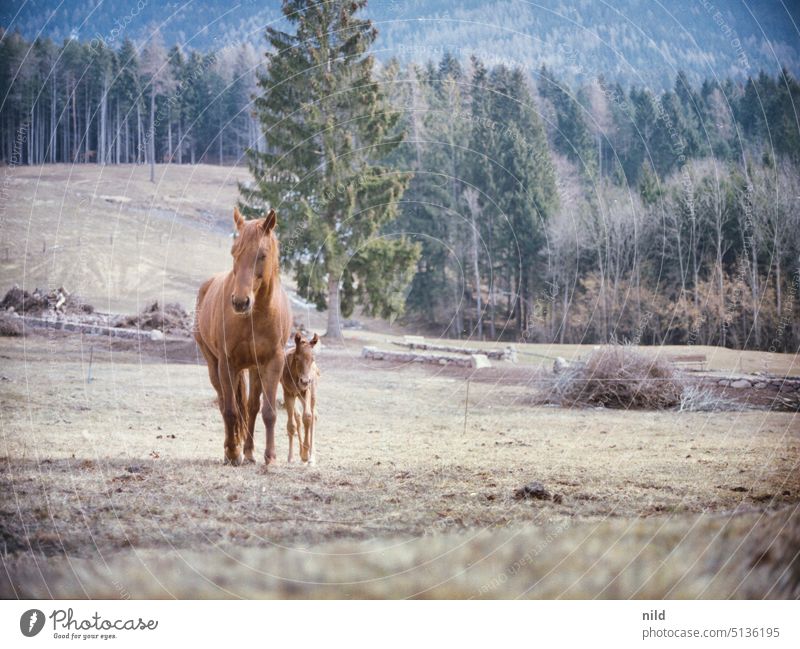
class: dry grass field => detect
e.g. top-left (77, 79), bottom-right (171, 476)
top-left (1, 164), bottom-right (798, 599)
top-left (1, 331), bottom-right (798, 598)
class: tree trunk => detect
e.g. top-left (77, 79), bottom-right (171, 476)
top-left (717, 247), bottom-right (726, 348)
top-left (559, 277), bottom-right (568, 344)
top-left (177, 120), bottom-right (183, 164)
top-left (487, 210), bottom-right (496, 340)
top-left (71, 78), bottom-right (77, 162)
top-left (137, 103), bottom-right (142, 164)
top-left (50, 70), bottom-right (57, 163)
top-left (775, 254), bottom-right (782, 321)
top-left (325, 274), bottom-right (343, 339)
top-left (115, 102), bottom-right (121, 164)
top-left (452, 269), bottom-right (463, 339)
top-left (149, 88), bottom-right (156, 182)
top-left (99, 74), bottom-right (108, 165)
top-left (751, 235), bottom-right (759, 347)
top-left (84, 82), bottom-right (90, 162)
top-left (471, 223), bottom-right (482, 339)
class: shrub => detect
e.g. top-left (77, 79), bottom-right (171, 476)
top-left (0, 314), bottom-right (23, 336)
top-left (554, 345), bottom-right (684, 409)
top-left (678, 384), bottom-right (743, 412)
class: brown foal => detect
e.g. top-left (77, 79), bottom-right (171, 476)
top-left (281, 332), bottom-right (319, 464)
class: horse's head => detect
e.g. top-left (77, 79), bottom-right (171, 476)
top-left (230, 206), bottom-right (278, 315)
top-left (291, 332), bottom-right (319, 389)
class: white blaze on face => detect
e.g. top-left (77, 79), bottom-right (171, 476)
top-left (28, 612), bottom-right (37, 631)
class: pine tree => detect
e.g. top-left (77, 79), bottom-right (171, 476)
top-left (537, 65), bottom-right (597, 177)
top-left (243, 0), bottom-right (417, 339)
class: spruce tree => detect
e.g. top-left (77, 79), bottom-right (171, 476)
top-left (242, 0), bottom-right (417, 339)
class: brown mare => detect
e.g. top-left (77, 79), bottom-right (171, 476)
top-left (281, 332), bottom-right (320, 464)
top-left (194, 207), bottom-right (291, 465)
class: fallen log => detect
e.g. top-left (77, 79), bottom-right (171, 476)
top-left (667, 353), bottom-right (708, 371)
top-left (19, 315), bottom-right (164, 341)
top-left (362, 346), bottom-right (491, 369)
top-left (391, 340), bottom-right (515, 361)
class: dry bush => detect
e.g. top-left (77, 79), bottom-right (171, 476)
top-left (678, 384), bottom-right (743, 412)
top-left (1, 285), bottom-right (92, 315)
top-left (0, 314), bottom-right (23, 336)
top-left (555, 345), bottom-right (684, 409)
top-left (113, 300), bottom-right (191, 335)
top-left (772, 393), bottom-right (800, 413)
top-left (1, 286), bottom-right (48, 313)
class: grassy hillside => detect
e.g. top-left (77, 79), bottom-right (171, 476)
top-left (0, 164), bottom-right (248, 313)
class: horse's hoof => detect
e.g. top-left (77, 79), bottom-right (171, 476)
top-left (306, 457), bottom-right (316, 467)
top-left (264, 455), bottom-right (278, 466)
top-left (243, 453), bottom-right (256, 464)
top-left (224, 453), bottom-right (244, 466)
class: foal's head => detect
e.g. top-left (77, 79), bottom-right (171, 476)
top-left (230, 206), bottom-right (278, 315)
top-left (291, 332), bottom-right (319, 389)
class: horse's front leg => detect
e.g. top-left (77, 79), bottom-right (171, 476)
top-left (257, 355), bottom-right (284, 465)
top-left (218, 360), bottom-right (244, 466)
top-left (244, 367), bottom-right (261, 463)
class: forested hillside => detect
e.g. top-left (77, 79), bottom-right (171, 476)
top-left (5, 0), bottom-right (800, 86)
top-left (2, 1), bottom-right (799, 351)
top-left (382, 55), bottom-right (800, 350)
top-left (0, 30), bottom-right (261, 166)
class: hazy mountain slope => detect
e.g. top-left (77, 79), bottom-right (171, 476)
top-left (4, 0), bottom-right (798, 87)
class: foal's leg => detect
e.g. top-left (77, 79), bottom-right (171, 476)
top-left (300, 393), bottom-right (314, 464)
top-left (257, 354), bottom-right (284, 465)
top-left (218, 360), bottom-right (244, 466)
top-left (284, 392), bottom-right (296, 463)
top-left (308, 387), bottom-right (317, 465)
top-left (244, 367), bottom-right (261, 463)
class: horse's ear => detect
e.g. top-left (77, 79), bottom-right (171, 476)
top-left (262, 208), bottom-right (277, 234)
top-left (294, 331), bottom-right (302, 347)
top-left (310, 333), bottom-right (319, 347)
top-left (233, 206), bottom-right (245, 233)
